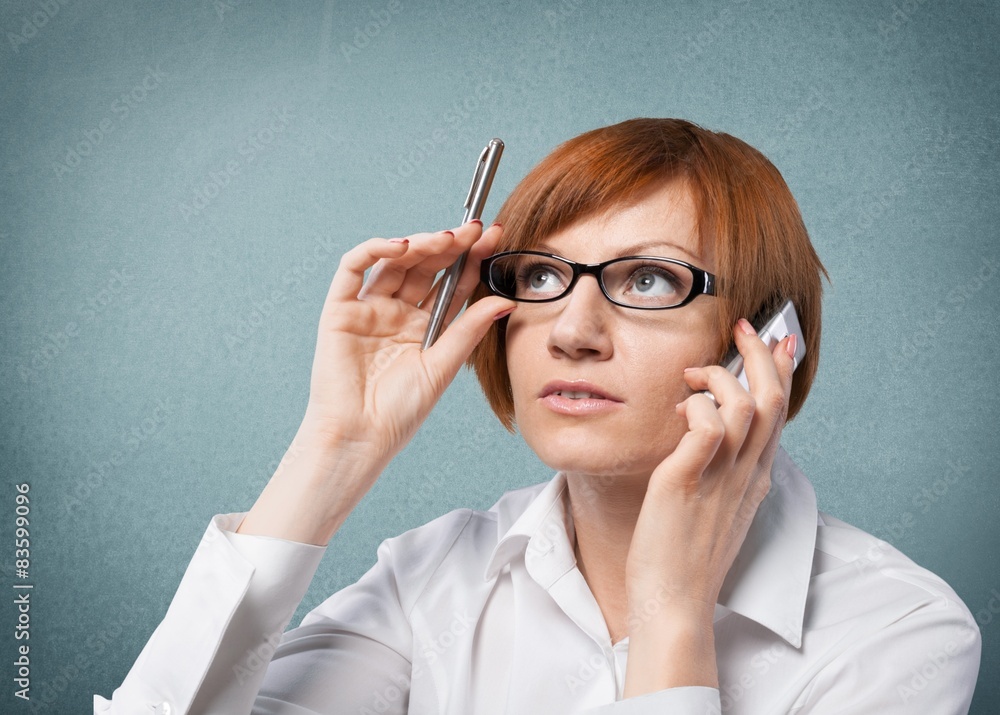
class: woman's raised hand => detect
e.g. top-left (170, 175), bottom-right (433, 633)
top-left (301, 220), bottom-right (516, 474)
top-left (236, 220), bottom-right (514, 544)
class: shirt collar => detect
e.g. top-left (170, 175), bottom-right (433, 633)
top-left (482, 445), bottom-right (817, 648)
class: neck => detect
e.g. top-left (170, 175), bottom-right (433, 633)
top-left (565, 471), bottom-right (651, 639)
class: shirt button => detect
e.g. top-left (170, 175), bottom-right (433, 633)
top-left (149, 702), bottom-right (172, 714)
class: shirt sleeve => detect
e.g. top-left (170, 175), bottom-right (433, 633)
top-left (579, 686), bottom-right (722, 713)
top-left (93, 512), bottom-right (327, 714)
top-left (795, 595), bottom-right (981, 714)
top-left (247, 532), bottom-right (416, 715)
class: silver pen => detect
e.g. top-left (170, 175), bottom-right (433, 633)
top-left (420, 138), bottom-right (504, 351)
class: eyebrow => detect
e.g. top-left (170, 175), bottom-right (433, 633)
top-left (535, 239), bottom-right (702, 262)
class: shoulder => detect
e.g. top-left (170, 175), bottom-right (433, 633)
top-left (377, 480), bottom-right (547, 612)
top-left (813, 510), bottom-right (970, 610)
top-left (808, 509), bottom-right (980, 657)
top-left (796, 511), bottom-right (982, 710)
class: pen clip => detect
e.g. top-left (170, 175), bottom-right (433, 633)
top-left (464, 145), bottom-right (490, 212)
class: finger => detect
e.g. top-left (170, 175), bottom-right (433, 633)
top-left (387, 219), bottom-right (484, 300)
top-left (734, 317), bottom-right (791, 449)
top-left (326, 236), bottom-right (412, 305)
top-left (743, 332), bottom-right (796, 463)
top-left (358, 229), bottom-right (458, 300)
top-left (420, 294), bottom-right (517, 396)
top-left (416, 223), bottom-right (504, 322)
top-left (395, 220), bottom-right (493, 306)
top-left (735, 318), bottom-right (784, 400)
top-left (681, 362), bottom-right (756, 463)
top-left (656, 392), bottom-right (726, 492)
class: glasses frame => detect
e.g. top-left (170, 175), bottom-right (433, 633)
top-left (480, 250), bottom-right (717, 310)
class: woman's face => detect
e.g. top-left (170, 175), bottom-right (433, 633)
top-left (504, 178), bottom-right (721, 482)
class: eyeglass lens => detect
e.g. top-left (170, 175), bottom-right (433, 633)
top-left (489, 254), bottom-right (695, 308)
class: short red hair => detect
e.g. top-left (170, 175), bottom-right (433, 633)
top-left (466, 118), bottom-right (829, 432)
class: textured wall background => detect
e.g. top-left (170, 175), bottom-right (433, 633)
top-left (1, 0), bottom-right (997, 711)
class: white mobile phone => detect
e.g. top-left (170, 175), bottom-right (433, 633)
top-left (702, 298), bottom-right (805, 404)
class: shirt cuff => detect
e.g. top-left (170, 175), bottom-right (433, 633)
top-left (94, 512), bottom-right (327, 714)
top-left (581, 686), bottom-right (722, 713)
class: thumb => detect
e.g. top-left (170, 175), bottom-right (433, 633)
top-left (421, 296), bottom-right (517, 389)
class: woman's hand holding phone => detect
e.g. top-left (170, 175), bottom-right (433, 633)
top-left (236, 221), bottom-right (515, 545)
top-left (622, 319), bottom-right (797, 697)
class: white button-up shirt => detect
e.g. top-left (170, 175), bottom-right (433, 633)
top-left (94, 447), bottom-right (981, 713)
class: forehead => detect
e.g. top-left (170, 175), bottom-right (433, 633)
top-left (532, 179), bottom-right (709, 266)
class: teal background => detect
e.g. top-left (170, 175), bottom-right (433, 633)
top-left (1, 0), bottom-right (997, 711)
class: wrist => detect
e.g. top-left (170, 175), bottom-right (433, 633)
top-left (627, 582), bottom-right (718, 628)
top-left (624, 614), bottom-right (718, 697)
top-left (236, 423), bottom-right (383, 545)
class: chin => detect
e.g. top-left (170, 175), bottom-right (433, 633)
top-left (520, 423), bottom-right (650, 478)
top-left (519, 409), bottom-right (685, 477)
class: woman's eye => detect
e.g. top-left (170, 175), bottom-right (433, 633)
top-left (626, 267), bottom-right (680, 296)
top-left (518, 263), bottom-right (565, 293)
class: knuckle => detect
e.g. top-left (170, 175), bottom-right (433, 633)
top-left (341, 246), bottom-right (368, 268)
top-left (697, 420), bottom-right (726, 444)
top-left (703, 365), bottom-right (728, 380)
top-left (754, 473), bottom-right (772, 501)
top-left (762, 388), bottom-right (787, 414)
top-left (337, 255), bottom-right (355, 275)
top-left (735, 394), bottom-right (756, 420)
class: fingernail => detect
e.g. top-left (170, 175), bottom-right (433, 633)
top-left (683, 366), bottom-right (699, 373)
top-left (785, 333), bottom-right (797, 359)
top-left (737, 318), bottom-right (756, 336)
top-left (388, 238), bottom-right (408, 244)
top-left (493, 306), bottom-right (515, 321)
top-left (470, 219), bottom-right (483, 226)
top-left (491, 222), bottom-right (503, 230)
top-left (442, 230), bottom-right (454, 237)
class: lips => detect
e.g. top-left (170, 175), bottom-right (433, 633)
top-left (539, 380), bottom-right (623, 403)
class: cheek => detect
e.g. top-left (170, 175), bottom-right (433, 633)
top-left (503, 322), bottom-right (533, 403)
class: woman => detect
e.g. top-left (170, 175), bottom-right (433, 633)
top-left (94, 119), bottom-right (980, 714)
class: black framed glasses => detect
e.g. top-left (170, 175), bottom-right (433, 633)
top-left (480, 250), bottom-right (716, 310)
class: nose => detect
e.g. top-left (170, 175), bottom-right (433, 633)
top-left (546, 273), bottom-right (614, 360)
